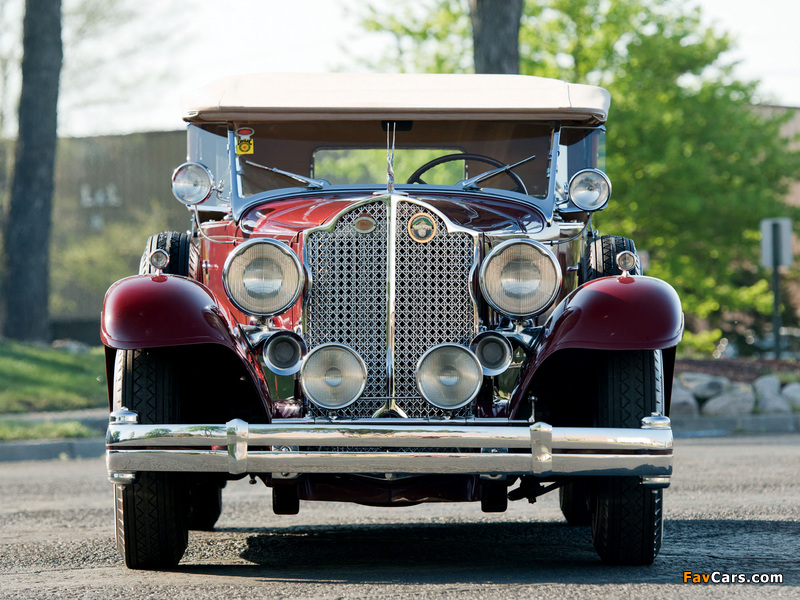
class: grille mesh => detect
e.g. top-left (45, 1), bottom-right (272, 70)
top-left (305, 200), bottom-right (476, 418)
top-left (393, 202), bottom-right (475, 417)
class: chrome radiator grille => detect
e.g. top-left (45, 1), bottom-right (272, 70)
top-left (305, 201), bottom-right (389, 417)
top-left (304, 199), bottom-right (476, 418)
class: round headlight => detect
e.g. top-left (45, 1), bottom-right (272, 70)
top-left (568, 169), bottom-right (611, 211)
top-left (301, 343), bottom-right (367, 410)
top-left (223, 239), bottom-right (304, 317)
top-left (480, 240), bottom-right (562, 318)
top-left (172, 162), bottom-right (214, 205)
top-left (416, 344), bottom-right (483, 410)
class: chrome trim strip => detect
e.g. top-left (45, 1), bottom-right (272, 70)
top-left (106, 417), bottom-right (673, 481)
top-left (387, 193), bottom-right (397, 397)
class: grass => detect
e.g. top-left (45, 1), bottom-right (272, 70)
top-left (0, 339), bottom-right (107, 414)
top-left (0, 419), bottom-right (102, 442)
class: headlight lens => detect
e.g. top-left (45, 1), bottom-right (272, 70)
top-left (480, 239), bottom-right (561, 318)
top-left (172, 162), bottom-right (214, 205)
top-left (416, 344), bottom-right (483, 410)
top-left (568, 169), bottom-right (611, 211)
top-left (301, 344), bottom-right (367, 410)
top-left (223, 239), bottom-right (304, 316)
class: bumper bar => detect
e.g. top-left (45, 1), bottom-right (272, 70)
top-left (106, 410), bottom-right (673, 485)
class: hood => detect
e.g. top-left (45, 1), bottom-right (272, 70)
top-left (240, 191), bottom-right (547, 238)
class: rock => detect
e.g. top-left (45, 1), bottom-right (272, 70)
top-left (754, 374), bottom-right (792, 414)
top-left (678, 372), bottom-right (732, 401)
top-left (781, 382), bottom-right (800, 411)
top-left (51, 339), bottom-right (90, 354)
top-left (701, 383), bottom-right (756, 417)
top-left (754, 374), bottom-right (781, 398)
top-left (670, 380), bottom-right (699, 416)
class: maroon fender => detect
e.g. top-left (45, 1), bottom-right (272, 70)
top-left (537, 275), bottom-right (684, 360)
top-left (101, 274), bottom-right (237, 350)
top-left (510, 275), bottom-right (683, 416)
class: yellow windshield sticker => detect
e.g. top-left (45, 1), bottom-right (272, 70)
top-left (236, 127), bottom-right (254, 155)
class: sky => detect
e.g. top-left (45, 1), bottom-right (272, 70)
top-left (50, 0), bottom-right (800, 137)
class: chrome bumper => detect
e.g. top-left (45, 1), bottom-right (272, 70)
top-left (106, 410), bottom-right (673, 486)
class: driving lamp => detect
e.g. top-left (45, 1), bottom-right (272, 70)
top-left (568, 169), bottom-right (611, 212)
top-left (480, 239), bottom-right (562, 318)
top-left (416, 344), bottom-right (483, 410)
top-left (470, 332), bottom-right (513, 376)
top-left (301, 343), bottom-right (367, 410)
top-left (171, 162), bottom-right (214, 205)
top-left (223, 239), bottom-right (304, 317)
top-left (263, 331), bottom-right (306, 376)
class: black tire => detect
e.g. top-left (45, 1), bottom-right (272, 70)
top-left (113, 349), bottom-right (189, 569)
top-left (187, 479), bottom-right (225, 531)
top-left (139, 231), bottom-right (199, 278)
top-left (559, 480), bottom-right (592, 526)
top-left (559, 233), bottom-right (640, 526)
top-left (591, 350), bottom-right (665, 565)
top-left (580, 235), bottom-right (640, 284)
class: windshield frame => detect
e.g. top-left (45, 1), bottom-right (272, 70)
top-left (186, 121), bottom-right (602, 222)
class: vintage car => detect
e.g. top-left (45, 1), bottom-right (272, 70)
top-left (102, 73), bottom-right (682, 569)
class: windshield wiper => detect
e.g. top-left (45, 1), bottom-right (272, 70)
top-left (457, 154), bottom-right (536, 191)
top-left (245, 160), bottom-right (328, 190)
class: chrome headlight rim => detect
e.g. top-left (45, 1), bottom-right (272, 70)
top-left (171, 161), bottom-right (215, 206)
top-left (479, 239), bottom-right (562, 319)
top-left (567, 168), bottom-right (611, 212)
top-left (222, 238), bottom-right (305, 318)
top-left (415, 343), bottom-right (483, 411)
top-left (300, 343), bottom-right (368, 411)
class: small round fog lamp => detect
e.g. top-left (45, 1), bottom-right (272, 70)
top-left (616, 250), bottom-right (638, 274)
top-left (149, 249), bottom-right (169, 271)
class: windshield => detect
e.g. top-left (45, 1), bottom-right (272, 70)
top-left (212, 120), bottom-right (554, 198)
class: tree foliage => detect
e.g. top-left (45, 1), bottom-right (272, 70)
top-left (353, 0), bottom-right (800, 354)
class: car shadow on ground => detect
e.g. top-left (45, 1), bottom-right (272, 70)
top-left (176, 519), bottom-right (799, 586)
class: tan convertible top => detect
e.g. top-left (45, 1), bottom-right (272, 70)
top-left (182, 73), bottom-right (610, 125)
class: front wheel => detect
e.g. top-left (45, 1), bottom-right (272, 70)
top-left (591, 350), bottom-right (664, 565)
top-left (113, 349), bottom-right (188, 569)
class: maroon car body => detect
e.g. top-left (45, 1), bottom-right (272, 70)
top-left (102, 73), bottom-right (682, 569)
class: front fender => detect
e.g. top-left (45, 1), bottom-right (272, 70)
top-left (101, 274), bottom-right (273, 416)
top-left (539, 275), bottom-right (683, 359)
top-left (101, 274), bottom-right (236, 350)
top-left (510, 275), bottom-right (683, 417)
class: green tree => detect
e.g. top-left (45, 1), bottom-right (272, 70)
top-left (353, 0), bottom-right (800, 353)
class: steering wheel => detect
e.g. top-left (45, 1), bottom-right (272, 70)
top-left (405, 152), bottom-right (527, 194)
